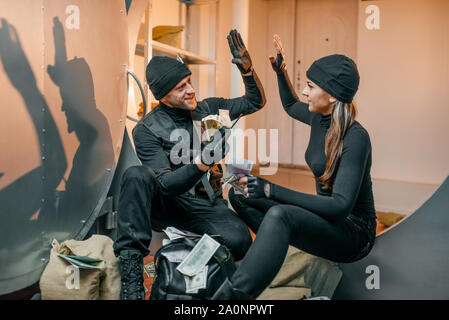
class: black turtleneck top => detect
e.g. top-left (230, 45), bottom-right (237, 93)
top-left (133, 73), bottom-right (266, 197)
top-left (270, 70), bottom-right (376, 237)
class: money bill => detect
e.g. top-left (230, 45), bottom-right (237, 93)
top-left (176, 234), bottom-right (220, 277)
top-left (184, 266), bottom-right (208, 293)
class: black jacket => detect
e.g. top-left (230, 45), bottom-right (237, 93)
top-left (132, 73), bottom-right (266, 197)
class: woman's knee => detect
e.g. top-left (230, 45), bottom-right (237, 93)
top-left (265, 205), bottom-right (290, 225)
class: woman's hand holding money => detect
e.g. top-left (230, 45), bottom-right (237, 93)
top-left (238, 175), bottom-right (273, 199)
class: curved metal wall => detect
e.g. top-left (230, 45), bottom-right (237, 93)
top-left (0, 0), bottom-right (128, 294)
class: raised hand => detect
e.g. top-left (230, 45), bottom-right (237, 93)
top-left (0, 18), bottom-right (37, 92)
top-left (227, 29), bottom-right (253, 74)
top-left (268, 34), bottom-right (286, 74)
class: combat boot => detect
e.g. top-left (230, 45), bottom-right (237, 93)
top-left (118, 250), bottom-right (145, 300)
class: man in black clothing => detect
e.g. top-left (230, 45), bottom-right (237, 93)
top-left (113, 30), bottom-right (266, 300)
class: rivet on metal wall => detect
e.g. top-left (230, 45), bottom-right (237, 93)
top-left (81, 220), bottom-right (86, 224)
top-left (106, 168), bottom-right (112, 172)
top-left (42, 129), bottom-right (46, 133)
top-left (42, 156), bottom-right (46, 160)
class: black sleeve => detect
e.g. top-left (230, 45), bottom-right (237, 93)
top-left (276, 68), bottom-right (314, 125)
top-left (133, 124), bottom-right (205, 196)
top-left (269, 128), bottom-right (371, 222)
top-left (205, 71), bottom-right (266, 120)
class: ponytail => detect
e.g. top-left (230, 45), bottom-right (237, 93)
top-left (318, 101), bottom-right (357, 190)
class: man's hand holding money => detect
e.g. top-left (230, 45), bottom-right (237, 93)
top-left (200, 127), bottom-right (230, 167)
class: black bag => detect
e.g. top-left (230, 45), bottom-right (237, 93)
top-left (150, 235), bottom-right (236, 300)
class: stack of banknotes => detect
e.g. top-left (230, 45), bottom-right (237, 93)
top-left (221, 159), bottom-right (254, 195)
top-left (162, 227), bottom-right (220, 294)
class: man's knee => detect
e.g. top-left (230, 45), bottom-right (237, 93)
top-left (228, 187), bottom-right (245, 212)
top-left (122, 165), bottom-right (156, 185)
top-left (218, 213), bottom-right (252, 260)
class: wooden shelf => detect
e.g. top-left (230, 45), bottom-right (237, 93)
top-left (135, 40), bottom-right (216, 65)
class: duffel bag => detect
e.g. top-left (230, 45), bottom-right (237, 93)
top-left (150, 235), bottom-right (236, 300)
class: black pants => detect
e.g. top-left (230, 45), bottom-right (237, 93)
top-left (228, 188), bottom-right (375, 298)
top-left (113, 166), bottom-right (252, 260)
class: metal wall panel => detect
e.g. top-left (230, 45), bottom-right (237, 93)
top-left (0, 0), bottom-right (128, 294)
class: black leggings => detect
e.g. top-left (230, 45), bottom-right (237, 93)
top-left (228, 188), bottom-right (374, 298)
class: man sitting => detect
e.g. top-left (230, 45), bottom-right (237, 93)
top-left (113, 30), bottom-right (266, 300)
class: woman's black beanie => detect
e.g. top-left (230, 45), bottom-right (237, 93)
top-left (146, 56), bottom-right (192, 100)
top-left (306, 54), bottom-right (360, 104)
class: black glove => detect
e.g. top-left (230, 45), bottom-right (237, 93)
top-left (270, 53), bottom-right (286, 75)
top-left (200, 127), bottom-right (230, 166)
top-left (247, 176), bottom-right (272, 199)
top-left (227, 29), bottom-right (253, 74)
top-left (269, 34), bottom-right (287, 74)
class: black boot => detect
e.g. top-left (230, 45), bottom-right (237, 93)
top-left (211, 278), bottom-right (253, 300)
top-left (118, 250), bottom-right (145, 300)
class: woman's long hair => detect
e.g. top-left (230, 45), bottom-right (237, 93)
top-left (318, 101), bottom-right (357, 190)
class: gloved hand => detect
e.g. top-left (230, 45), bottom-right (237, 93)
top-left (268, 34), bottom-right (286, 74)
top-left (200, 127), bottom-right (231, 166)
top-left (247, 175), bottom-right (272, 199)
top-left (227, 29), bottom-right (253, 74)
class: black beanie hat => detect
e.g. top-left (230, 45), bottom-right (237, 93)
top-left (146, 56), bottom-right (192, 100)
top-left (306, 54), bottom-right (360, 104)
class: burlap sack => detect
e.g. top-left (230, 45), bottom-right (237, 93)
top-left (39, 234), bottom-right (120, 300)
top-left (257, 246), bottom-right (342, 300)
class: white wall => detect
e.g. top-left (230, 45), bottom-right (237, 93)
top-left (356, 0), bottom-right (449, 186)
top-left (243, 0), bottom-right (448, 213)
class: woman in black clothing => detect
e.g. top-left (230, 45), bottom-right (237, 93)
top-left (213, 35), bottom-right (377, 299)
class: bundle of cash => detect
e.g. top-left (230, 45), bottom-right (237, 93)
top-left (202, 114), bottom-right (222, 141)
top-left (201, 109), bottom-right (233, 142)
top-left (221, 175), bottom-right (246, 194)
top-left (221, 159), bottom-right (254, 195)
top-left (176, 234), bottom-right (220, 294)
top-left (184, 266), bottom-right (208, 294)
top-left (176, 234), bottom-right (220, 277)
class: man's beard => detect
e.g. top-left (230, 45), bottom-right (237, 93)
top-left (179, 97), bottom-right (197, 111)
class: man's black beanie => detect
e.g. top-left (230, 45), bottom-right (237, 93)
top-left (146, 56), bottom-right (192, 100)
top-left (306, 54), bottom-right (359, 104)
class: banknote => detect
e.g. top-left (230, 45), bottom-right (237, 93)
top-left (176, 234), bottom-right (220, 277)
top-left (184, 266), bottom-right (208, 293)
top-left (163, 226), bottom-right (201, 240)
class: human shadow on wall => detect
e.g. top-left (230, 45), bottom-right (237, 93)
top-left (0, 18), bottom-right (67, 253)
top-left (0, 17), bottom-right (114, 278)
top-left (46, 17), bottom-right (114, 231)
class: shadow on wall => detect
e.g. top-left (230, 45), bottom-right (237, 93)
top-left (0, 16), bottom-right (113, 281)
